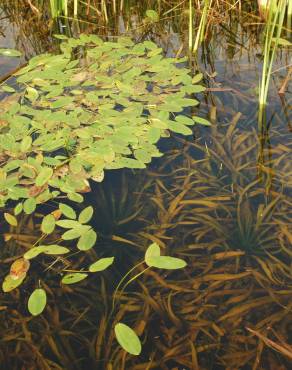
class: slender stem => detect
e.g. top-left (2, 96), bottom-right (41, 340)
top-left (111, 261), bottom-right (144, 309)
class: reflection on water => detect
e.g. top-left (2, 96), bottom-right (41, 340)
top-left (0, 2), bottom-right (291, 369)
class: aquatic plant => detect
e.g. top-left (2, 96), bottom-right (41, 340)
top-left (258, 0), bottom-right (289, 127)
top-left (0, 34), bottom-right (207, 210)
top-left (0, 33), bottom-right (208, 356)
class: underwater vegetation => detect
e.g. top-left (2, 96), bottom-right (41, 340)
top-left (1, 111), bottom-right (291, 369)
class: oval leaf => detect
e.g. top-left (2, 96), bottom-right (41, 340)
top-left (146, 256), bottom-right (187, 270)
top-left (114, 323), bottom-right (142, 356)
top-left (2, 274), bottom-right (25, 292)
top-left (77, 228), bottom-right (97, 250)
top-left (24, 246), bottom-right (45, 260)
top-left (28, 288), bottom-right (47, 316)
top-left (145, 243), bottom-right (160, 266)
top-left (35, 167), bottom-right (53, 187)
top-left (42, 245), bottom-right (70, 255)
top-left (78, 206), bottom-right (94, 224)
top-left (4, 212), bottom-right (18, 227)
top-left (89, 257), bottom-right (114, 272)
top-left (59, 203), bottom-right (77, 219)
top-left (61, 273), bottom-right (88, 284)
top-left (41, 214), bottom-right (56, 234)
top-left (10, 258), bottom-right (30, 279)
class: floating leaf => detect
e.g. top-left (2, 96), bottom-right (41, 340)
top-left (9, 258), bottom-right (30, 280)
top-left (41, 214), bottom-right (56, 234)
top-left (28, 288), bottom-right (47, 316)
top-left (2, 274), bottom-right (25, 292)
top-left (4, 213), bottom-right (18, 227)
top-left (56, 219), bottom-right (81, 228)
top-left (35, 167), bottom-right (53, 186)
top-left (193, 116), bottom-right (211, 126)
top-left (23, 197), bottom-right (36, 214)
top-left (2, 85), bottom-right (15, 93)
top-left (192, 73), bottom-right (203, 84)
top-left (59, 203), bottom-right (76, 219)
top-left (146, 256), bottom-right (187, 270)
top-left (114, 323), bottom-right (142, 356)
top-left (145, 243), bottom-right (161, 266)
top-left (42, 245), bottom-right (70, 255)
top-left (62, 273), bottom-right (88, 284)
top-left (14, 203), bottom-right (23, 216)
top-left (68, 192), bottom-right (84, 203)
top-left (89, 257), bottom-right (114, 272)
top-left (61, 225), bottom-right (90, 240)
top-left (77, 228), bottom-right (97, 250)
top-left (21, 136), bottom-right (33, 152)
top-left (78, 206), bottom-right (94, 224)
top-left (25, 87), bottom-right (39, 102)
top-left (24, 246), bottom-right (46, 260)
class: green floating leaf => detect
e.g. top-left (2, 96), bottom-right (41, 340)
top-left (35, 167), bottom-right (54, 187)
top-left (41, 214), bottom-right (56, 234)
top-left (145, 243), bottom-right (160, 266)
top-left (89, 257), bottom-right (114, 272)
top-left (42, 245), bottom-right (70, 256)
top-left (114, 323), bottom-right (142, 356)
top-left (68, 192), bottom-right (84, 203)
top-left (2, 85), bottom-right (15, 93)
top-left (59, 203), bottom-right (76, 219)
top-left (56, 219), bottom-right (81, 228)
top-left (28, 288), bottom-right (47, 316)
top-left (14, 203), bottom-right (23, 216)
top-left (21, 136), bottom-right (33, 152)
top-left (2, 274), bottom-right (25, 292)
top-left (193, 116), bottom-right (211, 126)
top-left (62, 273), bottom-right (88, 284)
top-left (192, 73), bottom-right (203, 84)
top-left (0, 48), bottom-right (22, 57)
top-left (77, 228), bottom-right (97, 250)
top-left (78, 206), bottom-right (94, 224)
top-left (25, 86), bottom-right (39, 102)
top-left (24, 246), bottom-right (45, 260)
top-left (23, 197), bottom-right (36, 215)
top-left (146, 256), bottom-right (187, 270)
top-left (4, 212), bottom-right (18, 227)
top-left (167, 121), bottom-right (193, 135)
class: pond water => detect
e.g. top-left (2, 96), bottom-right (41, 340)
top-left (0, 2), bottom-right (291, 370)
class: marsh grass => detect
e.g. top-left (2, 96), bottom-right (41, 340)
top-left (258, 0), bottom-right (288, 128)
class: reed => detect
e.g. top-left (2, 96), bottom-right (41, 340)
top-left (193, 0), bottom-right (212, 54)
top-left (258, 0), bottom-right (287, 128)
